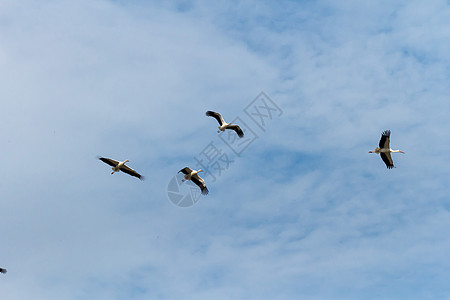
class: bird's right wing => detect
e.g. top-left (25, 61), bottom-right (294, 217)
top-left (379, 130), bottom-right (391, 149)
top-left (178, 167), bottom-right (193, 175)
top-left (380, 152), bottom-right (394, 169)
top-left (206, 111), bottom-right (225, 126)
top-left (99, 157), bottom-right (119, 167)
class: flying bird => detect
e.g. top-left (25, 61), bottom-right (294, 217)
top-left (98, 157), bottom-right (144, 180)
top-left (369, 130), bottom-right (404, 169)
top-left (206, 111), bottom-right (244, 138)
top-left (0, 268), bottom-right (6, 274)
top-left (178, 167), bottom-right (208, 195)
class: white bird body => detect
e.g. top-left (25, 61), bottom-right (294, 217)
top-left (218, 122), bottom-right (230, 132)
top-left (112, 160), bottom-right (128, 173)
top-left (369, 130), bottom-right (404, 169)
top-left (374, 148), bottom-right (402, 154)
top-left (178, 167), bottom-right (208, 195)
top-left (182, 169), bottom-right (201, 181)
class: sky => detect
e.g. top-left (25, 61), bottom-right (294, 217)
top-left (1, 0), bottom-right (450, 299)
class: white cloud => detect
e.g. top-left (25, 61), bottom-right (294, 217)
top-left (1, 0), bottom-right (450, 299)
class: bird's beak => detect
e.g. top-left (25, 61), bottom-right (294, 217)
top-left (199, 169), bottom-right (203, 172)
top-left (399, 151), bottom-right (405, 154)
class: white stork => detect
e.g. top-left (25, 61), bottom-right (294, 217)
top-left (178, 167), bottom-right (208, 195)
top-left (0, 268), bottom-right (6, 274)
top-left (206, 111), bottom-right (244, 138)
top-left (98, 157), bottom-right (144, 180)
top-left (369, 130), bottom-right (404, 169)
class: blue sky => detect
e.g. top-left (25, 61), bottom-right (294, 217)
top-left (1, 0), bottom-right (450, 299)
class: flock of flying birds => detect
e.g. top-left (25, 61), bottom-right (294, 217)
top-left (1, 113), bottom-right (405, 276)
top-left (98, 111), bottom-right (405, 194)
top-left (98, 111), bottom-right (244, 195)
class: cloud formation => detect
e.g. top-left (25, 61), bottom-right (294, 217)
top-left (1, 0), bottom-right (450, 299)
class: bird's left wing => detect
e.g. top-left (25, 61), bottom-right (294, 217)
top-left (178, 167), bottom-right (193, 174)
top-left (206, 111), bottom-right (225, 126)
top-left (99, 157), bottom-right (119, 167)
top-left (380, 152), bottom-right (394, 169)
top-left (227, 125), bottom-right (244, 138)
top-left (120, 165), bottom-right (144, 180)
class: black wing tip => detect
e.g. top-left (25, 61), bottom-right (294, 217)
top-left (178, 167), bottom-right (189, 174)
top-left (206, 110), bottom-right (216, 116)
top-left (382, 130), bottom-right (391, 137)
top-left (237, 130), bottom-right (244, 138)
top-left (139, 175), bottom-right (145, 181)
top-left (0, 268), bottom-right (7, 274)
top-left (201, 187), bottom-right (209, 195)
